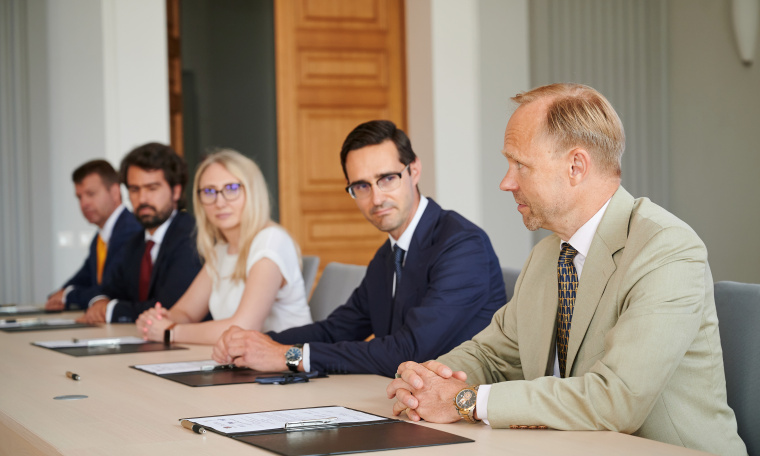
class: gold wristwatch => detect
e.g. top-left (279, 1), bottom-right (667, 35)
top-left (454, 385), bottom-right (480, 423)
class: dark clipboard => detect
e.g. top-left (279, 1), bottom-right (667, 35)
top-left (1, 321), bottom-right (95, 333)
top-left (131, 363), bottom-right (324, 387)
top-left (182, 406), bottom-right (473, 456)
top-left (0, 305), bottom-right (79, 316)
top-left (32, 341), bottom-right (188, 357)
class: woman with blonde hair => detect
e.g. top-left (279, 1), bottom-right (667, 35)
top-left (136, 149), bottom-right (312, 344)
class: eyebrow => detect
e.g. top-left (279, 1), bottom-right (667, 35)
top-left (348, 169), bottom-right (404, 186)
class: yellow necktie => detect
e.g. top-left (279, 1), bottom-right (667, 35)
top-left (96, 235), bottom-right (107, 284)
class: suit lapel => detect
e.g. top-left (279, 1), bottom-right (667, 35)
top-left (566, 187), bottom-right (634, 373)
top-left (521, 237), bottom-right (564, 379)
top-left (148, 214), bottom-right (180, 293)
top-left (387, 199), bottom-right (440, 332)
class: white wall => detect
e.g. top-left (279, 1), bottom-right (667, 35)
top-left (27, 0), bottom-right (169, 299)
top-left (669, 0), bottom-right (760, 283)
top-left (406, 0), bottom-right (533, 270)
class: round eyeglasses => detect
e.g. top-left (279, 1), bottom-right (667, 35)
top-left (345, 164), bottom-right (410, 199)
top-left (198, 183), bottom-right (244, 205)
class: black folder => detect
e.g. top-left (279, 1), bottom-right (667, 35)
top-left (1, 321), bottom-right (95, 332)
top-left (132, 362), bottom-right (323, 387)
top-left (182, 406), bottom-right (473, 456)
top-left (32, 341), bottom-right (187, 356)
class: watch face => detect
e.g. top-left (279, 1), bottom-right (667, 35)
top-left (285, 346), bottom-right (302, 362)
top-left (456, 389), bottom-right (476, 409)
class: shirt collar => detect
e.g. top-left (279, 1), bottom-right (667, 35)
top-left (563, 198), bottom-right (612, 259)
top-left (145, 210), bottom-right (177, 246)
top-left (99, 204), bottom-right (125, 244)
top-left (389, 196), bottom-right (429, 253)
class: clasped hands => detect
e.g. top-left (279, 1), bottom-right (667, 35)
top-left (211, 325), bottom-right (291, 372)
top-left (136, 303), bottom-right (173, 341)
top-left (386, 360), bottom-right (472, 423)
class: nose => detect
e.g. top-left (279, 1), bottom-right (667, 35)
top-left (214, 193), bottom-right (227, 208)
top-left (370, 184), bottom-right (386, 206)
top-left (500, 168), bottom-right (518, 193)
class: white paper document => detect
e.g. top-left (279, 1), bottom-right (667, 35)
top-left (35, 336), bottom-right (147, 348)
top-left (134, 360), bottom-right (229, 375)
top-left (189, 406), bottom-right (386, 434)
top-left (0, 304), bottom-right (45, 314)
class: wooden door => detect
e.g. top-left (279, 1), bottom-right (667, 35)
top-left (275, 0), bottom-right (407, 267)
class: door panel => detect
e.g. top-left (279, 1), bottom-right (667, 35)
top-left (276, 0), bottom-right (406, 268)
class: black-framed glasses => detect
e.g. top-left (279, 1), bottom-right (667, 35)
top-left (345, 164), bottom-right (410, 199)
top-left (198, 183), bottom-right (244, 205)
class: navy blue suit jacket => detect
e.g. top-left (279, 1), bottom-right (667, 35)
top-left (271, 198), bottom-right (506, 377)
top-left (101, 211), bottom-right (202, 323)
top-left (63, 208), bottom-right (143, 309)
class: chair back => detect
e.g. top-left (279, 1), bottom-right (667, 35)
top-left (501, 266), bottom-right (521, 303)
top-left (301, 255), bottom-right (320, 297)
top-left (309, 262), bottom-right (366, 321)
top-left (714, 280), bottom-right (760, 456)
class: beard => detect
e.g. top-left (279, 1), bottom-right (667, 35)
top-left (136, 204), bottom-right (173, 229)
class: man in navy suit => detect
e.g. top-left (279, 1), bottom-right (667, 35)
top-left (78, 143), bottom-right (202, 324)
top-left (46, 160), bottom-right (142, 310)
top-left (212, 120), bottom-right (506, 377)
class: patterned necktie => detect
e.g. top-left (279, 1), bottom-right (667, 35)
top-left (557, 242), bottom-right (579, 378)
top-left (138, 240), bottom-right (155, 302)
top-left (393, 245), bottom-right (405, 288)
top-left (96, 234), bottom-right (107, 284)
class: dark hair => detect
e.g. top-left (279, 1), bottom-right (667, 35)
top-left (119, 142), bottom-right (188, 210)
top-left (72, 159), bottom-right (119, 187)
top-left (339, 120), bottom-right (416, 180)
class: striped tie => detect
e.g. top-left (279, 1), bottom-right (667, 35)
top-left (557, 243), bottom-right (579, 378)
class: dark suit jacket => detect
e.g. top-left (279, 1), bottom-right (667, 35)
top-left (101, 211), bottom-right (202, 323)
top-left (63, 208), bottom-right (143, 309)
top-left (271, 198), bottom-right (506, 377)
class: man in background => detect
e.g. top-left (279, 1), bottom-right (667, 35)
top-left (78, 143), bottom-right (202, 323)
top-left (45, 160), bottom-right (142, 310)
top-left (212, 120), bottom-right (506, 377)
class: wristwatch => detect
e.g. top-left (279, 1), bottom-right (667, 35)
top-left (454, 385), bottom-right (480, 423)
top-left (285, 344), bottom-right (303, 372)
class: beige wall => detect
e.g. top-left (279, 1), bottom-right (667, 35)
top-left (669, 0), bottom-right (760, 282)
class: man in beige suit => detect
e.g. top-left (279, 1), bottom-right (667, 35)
top-left (387, 83), bottom-right (746, 455)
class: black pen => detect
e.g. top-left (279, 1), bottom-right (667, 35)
top-left (66, 371), bottom-right (80, 381)
top-left (180, 419), bottom-right (206, 434)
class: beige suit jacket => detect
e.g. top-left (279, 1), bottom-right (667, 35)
top-left (438, 187), bottom-right (746, 455)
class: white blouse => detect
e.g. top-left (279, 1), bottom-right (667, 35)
top-left (207, 226), bottom-right (312, 333)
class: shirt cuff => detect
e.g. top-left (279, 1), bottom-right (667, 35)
top-left (105, 299), bottom-right (118, 323)
top-left (302, 343), bottom-right (311, 372)
top-left (476, 384), bottom-right (492, 425)
top-left (61, 285), bottom-right (75, 304)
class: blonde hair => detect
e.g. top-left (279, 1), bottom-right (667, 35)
top-left (192, 149), bottom-right (271, 283)
top-left (512, 83), bottom-right (625, 176)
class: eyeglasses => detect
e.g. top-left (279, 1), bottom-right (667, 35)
top-left (198, 183), bottom-right (244, 205)
top-left (345, 164), bottom-right (410, 199)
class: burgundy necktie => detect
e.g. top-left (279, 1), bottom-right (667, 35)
top-left (138, 240), bottom-right (155, 302)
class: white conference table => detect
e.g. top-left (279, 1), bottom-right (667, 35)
top-left (0, 312), bottom-right (711, 456)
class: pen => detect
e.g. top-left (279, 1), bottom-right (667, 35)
top-left (86, 338), bottom-right (122, 347)
top-left (66, 371), bottom-right (80, 381)
top-left (284, 417), bottom-right (337, 429)
top-left (200, 363), bottom-right (236, 372)
top-left (180, 419), bottom-right (206, 434)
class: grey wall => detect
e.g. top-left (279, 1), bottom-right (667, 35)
top-left (669, 0), bottom-right (760, 282)
top-left (181, 0), bottom-right (279, 219)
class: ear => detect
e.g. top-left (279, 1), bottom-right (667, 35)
top-left (171, 184), bottom-right (182, 203)
top-left (409, 158), bottom-right (422, 186)
top-left (568, 148), bottom-right (590, 186)
top-left (109, 183), bottom-right (122, 202)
